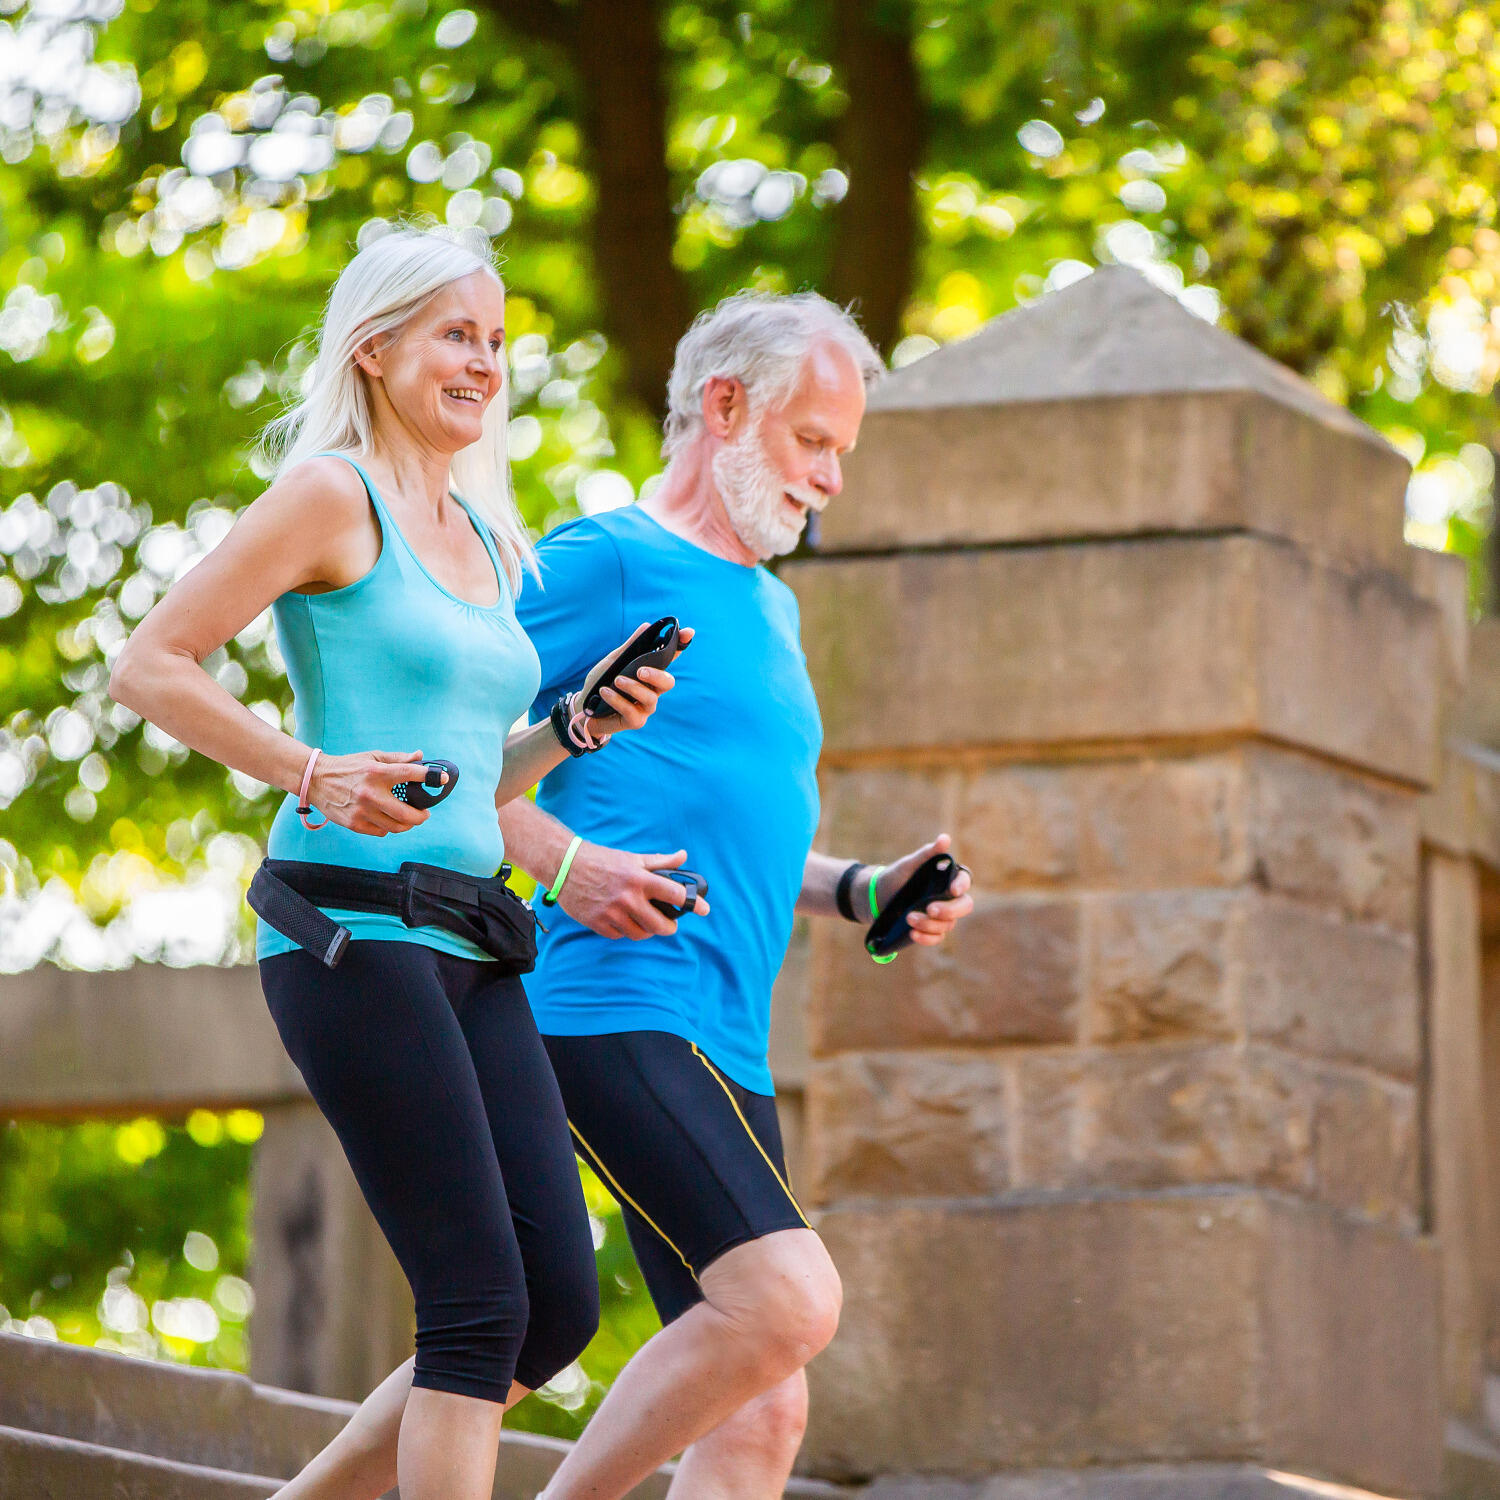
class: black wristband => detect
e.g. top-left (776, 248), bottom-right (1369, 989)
top-left (835, 861), bottom-right (866, 922)
top-left (550, 695), bottom-right (594, 757)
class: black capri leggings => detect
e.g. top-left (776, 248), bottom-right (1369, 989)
top-left (259, 942), bottom-right (599, 1402)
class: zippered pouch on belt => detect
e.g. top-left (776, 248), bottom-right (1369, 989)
top-left (249, 858), bottom-right (538, 973)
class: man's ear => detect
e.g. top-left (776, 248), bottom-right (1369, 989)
top-left (701, 375), bottom-right (748, 441)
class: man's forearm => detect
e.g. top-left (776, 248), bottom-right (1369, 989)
top-left (798, 850), bottom-right (878, 919)
top-left (498, 795), bottom-right (578, 889)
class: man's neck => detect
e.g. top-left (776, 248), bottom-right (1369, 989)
top-left (639, 450), bottom-right (761, 568)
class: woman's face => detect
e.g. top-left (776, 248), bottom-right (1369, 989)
top-left (367, 270), bottom-right (506, 454)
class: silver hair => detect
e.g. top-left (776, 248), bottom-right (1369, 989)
top-left (662, 290), bottom-right (884, 460)
top-left (258, 224), bottom-right (534, 589)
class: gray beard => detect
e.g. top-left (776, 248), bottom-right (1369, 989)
top-left (711, 422), bottom-right (806, 560)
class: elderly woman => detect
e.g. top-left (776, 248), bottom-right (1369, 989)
top-left (109, 227), bottom-right (679, 1500)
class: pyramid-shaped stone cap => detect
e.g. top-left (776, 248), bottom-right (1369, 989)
top-left (826, 266), bottom-right (1410, 573)
top-left (871, 265), bottom-right (1372, 439)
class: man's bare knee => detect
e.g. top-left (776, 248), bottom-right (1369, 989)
top-left (700, 1230), bottom-right (842, 1374)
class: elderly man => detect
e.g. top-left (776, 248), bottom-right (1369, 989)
top-left (508, 291), bottom-right (974, 1500)
top-left (271, 292), bottom-right (973, 1500)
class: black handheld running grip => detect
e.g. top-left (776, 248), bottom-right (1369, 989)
top-left (392, 760), bottom-right (460, 811)
top-left (865, 853), bottom-right (967, 960)
top-left (651, 868), bottom-right (708, 919)
top-left (582, 618), bottom-right (683, 717)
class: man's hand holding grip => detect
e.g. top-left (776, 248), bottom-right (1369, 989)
top-left (555, 842), bottom-right (711, 940)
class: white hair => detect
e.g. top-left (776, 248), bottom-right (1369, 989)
top-left (258, 225), bottom-right (534, 589)
top-left (662, 290), bottom-right (884, 461)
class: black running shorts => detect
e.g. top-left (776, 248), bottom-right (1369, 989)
top-left (542, 1030), bottom-right (811, 1324)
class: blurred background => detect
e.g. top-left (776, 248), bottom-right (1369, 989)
top-left (3, 0), bottom-right (1500, 1444)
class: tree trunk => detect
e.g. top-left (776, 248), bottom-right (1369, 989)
top-left (828, 0), bottom-right (923, 356)
top-left (573, 0), bottom-right (693, 416)
top-left (479, 0), bottom-right (691, 417)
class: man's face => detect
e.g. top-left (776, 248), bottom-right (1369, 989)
top-left (712, 340), bottom-right (867, 560)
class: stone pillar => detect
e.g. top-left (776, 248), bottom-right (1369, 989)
top-left (250, 1102), bottom-right (414, 1401)
top-left (785, 267), bottom-right (1445, 1496)
top-left (1415, 554), bottom-right (1494, 1428)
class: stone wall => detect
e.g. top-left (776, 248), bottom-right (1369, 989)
top-left (785, 267), bottom-right (1447, 1496)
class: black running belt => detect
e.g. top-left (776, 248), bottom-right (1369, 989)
top-left (248, 858), bottom-right (537, 972)
top-left (248, 861), bottom-right (389, 967)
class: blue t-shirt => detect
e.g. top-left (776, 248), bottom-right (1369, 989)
top-left (517, 506), bottom-right (822, 1094)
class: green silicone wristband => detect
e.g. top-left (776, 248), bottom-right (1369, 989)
top-left (867, 865), bottom-right (896, 964)
top-left (542, 834), bottom-right (583, 907)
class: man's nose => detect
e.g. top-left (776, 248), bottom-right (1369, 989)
top-left (813, 453), bottom-right (843, 498)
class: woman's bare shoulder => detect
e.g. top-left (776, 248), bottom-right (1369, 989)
top-left (221, 455), bottom-right (378, 593)
top-left (253, 454), bottom-right (371, 527)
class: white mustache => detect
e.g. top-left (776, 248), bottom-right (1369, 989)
top-left (786, 484), bottom-right (824, 513)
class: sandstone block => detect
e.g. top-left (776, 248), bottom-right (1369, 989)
top-left (1253, 539), bottom-right (1439, 789)
top-left (1456, 616), bottom-right (1500, 748)
top-left (1013, 1045), bottom-right (1417, 1228)
top-left (950, 764), bottom-right (1085, 890)
top-left (1245, 745), bottom-right (1418, 930)
top-left (1472, 751), bottom-right (1500, 874)
top-left (805, 1193), bottom-right (1441, 1494)
top-left (805, 1052), bottom-right (1011, 1203)
top-left (1079, 887), bottom-right (1418, 1067)
top-left (789, 534), bottom-right (1440, 787)
top-left (956, 756), bottom-right (1247, 894)
top-left (1084, 891), bottom-right (1239, 1045)
top-left (827, 393), bottom-right (1410, 578)
top-left (1409, 544), bottom-right (1470, 693)
top-left (769, 916), bottom-right (812, 1089)
top-left (1480, 889), bottom-right (1500, 1374)
top-left (793, 536), bottom-right (1252, 757)
top-left (1260, 1196), bottom-right (1444, 1495)
top-left (1422, 853), bottom-right (1487, 1416)
top-left (1015, 1046), bottom-right (1300, 1198)
top-left (816, 767), bottom-right (955, 868)
top-left (806, 1195), bottom-right (1263, 1477)
top-left (948, 747), bottom-right (1417, 928)
top-left (1290, 1053), bottom-right (1420, 1229)
top-left (807, 895), bottom-right (1081, 1054)
top-left (1242, 897), bottom-right (1419, 1076)
top-left (1423, 745), bottom-right (1480, 860)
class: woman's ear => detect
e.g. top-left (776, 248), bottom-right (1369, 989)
top-left (353, 333), bottom-right (385, 379)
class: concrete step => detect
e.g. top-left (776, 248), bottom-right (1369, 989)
top-left (0, 1423), bottom-right (280, 1499)
top-left (0, 1333), bottom-right (851, 1497)
top-left (862, 1467), bottom-right (1412, 1499)
top-left (0, 1331), bottom-right (351, 1477)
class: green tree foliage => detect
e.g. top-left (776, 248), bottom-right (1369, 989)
top-left (6, 0), bottom-right (1500, 1427)
top-left (6, 0), bottom-right (1500, 897)
top-left (0, 1110), bottom-right (260, 1370)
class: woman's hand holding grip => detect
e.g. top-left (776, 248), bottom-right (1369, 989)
top-left (307, 749), bottom-right (436, 836)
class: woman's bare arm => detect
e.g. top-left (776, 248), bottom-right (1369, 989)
top-left (109, 457), bottom-right (429, 836)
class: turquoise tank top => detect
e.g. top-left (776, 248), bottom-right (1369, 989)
top-left (256, 454), bottom-right (541, 962)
